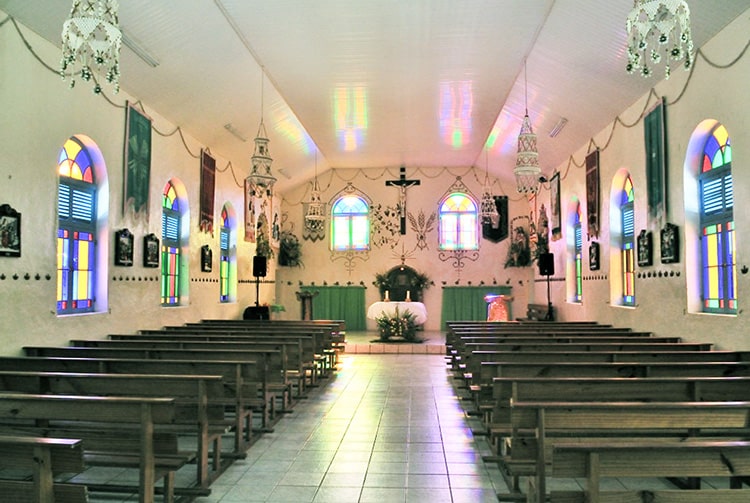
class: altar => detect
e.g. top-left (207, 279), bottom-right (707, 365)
top-left (367, 301), bottom-right (427, 325)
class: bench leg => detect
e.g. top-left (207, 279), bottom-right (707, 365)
top-left (162, 472), bottom-right (175, 503)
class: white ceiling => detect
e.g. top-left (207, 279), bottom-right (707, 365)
top-left (2, 0), bottom-right (749, 194)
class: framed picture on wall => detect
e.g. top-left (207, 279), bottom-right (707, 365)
top-left (115, 229), bottom-right (133, 266)
top-left (661, 223), bottom-right (680, 264)
top-left (589, 241), bottom-right (600, 271)
top-left (637, 230), bottom-right (653, 267)
top-left (0, 204), bottom-right (21, 257)
top-left (201, 244), bottom-right (212, 272)
top-left (143, 233), bottom-right (159, 268)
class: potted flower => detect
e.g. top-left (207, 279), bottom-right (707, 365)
top-left (375, 307), bottom-right (419, 342)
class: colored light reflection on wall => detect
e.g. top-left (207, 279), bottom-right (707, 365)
top-left (333, 86), bottom-right (368, 151)
top-left (439, 81), bottom-right (473, 148)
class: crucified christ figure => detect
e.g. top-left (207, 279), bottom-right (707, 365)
top-left (385, 166), bottom-right (421, 235)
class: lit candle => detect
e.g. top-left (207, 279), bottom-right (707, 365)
top-left (406, 290), bottom-right (411, 302)
top-left (384, 290), bottom-right (390, 301)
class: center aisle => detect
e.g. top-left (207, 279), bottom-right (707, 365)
top-left (197, 353), bottom-right (506, 502)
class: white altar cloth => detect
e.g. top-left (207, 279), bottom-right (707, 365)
top-left (367, 301), bottom-right (427, 325)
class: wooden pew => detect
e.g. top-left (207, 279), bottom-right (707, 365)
top-left (0, 393), bottom-right (182, 503)
top-left (479, 360), bottom-right (750, 382)
top-left (546, 440), bottom-right (750, 503)
top-left (507, 400), bottom-right (750, 503)
top-left (147, 324), bottom-right (337, 376)
top-left (464, 349), bottom-right (750, 377)
top-left (0, 435), bottom-right (87, 503)
top-left (105, 333), bottom-right (324, 388)
top-left (0, 371), bottom-right (227, 487)
top-left (77, 336), bottom-right (316, 394)
top-left (0, 357), bottom-right (261, 453)
top-left (486, 375), bottom-right (750, 460)
top-left (22, 345), bottom-right (290, 418)
top-left (196, 318), bottom-right (346, 348)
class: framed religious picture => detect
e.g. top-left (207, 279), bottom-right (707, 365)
top-left (201, 245), bottom-right (212, 272)
top-left (585, 149), bottom-right (600, 239)
top-left (589, 241), bottom-right (600, 271)
top-left (123, 101), bottom-right (152, 217)
top-left (143, 233), bottom-right (159, 268)
top-left (114, 228), bottom-right (133, 266)
top-left (0, 204), bottom-right (21, 257)
top-left (550, 171), bottom-right (562, 241)
top-left (637, 230), bottom-right (653, 267)
top-left (661, 223), bottom-right (680, 264)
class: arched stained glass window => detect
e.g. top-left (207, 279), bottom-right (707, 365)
top-left (162, 181), bottom-right (181, 305)
top-left (439, 193), bottom-right (478, 250)
top-left (573, 203), bottom-right (583, 303)
top-left (700, 124), bottom-right (735, 313)
top-left (621, 176), bottom-right (635, 306)
top-left (331, 195), bottom-right (369, 251)
top-left (220, 204), bottom-right (237, 303)
top-left (57, 137), bottom-right (96, 314)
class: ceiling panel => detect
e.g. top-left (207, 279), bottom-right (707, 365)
top-left (1, 0), bottom-right (748, 193)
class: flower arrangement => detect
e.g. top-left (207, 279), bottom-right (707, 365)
top-left (278, 230), bottom-right (303, 267)
top-left (373, 269), bottom-right (432, 301)
top-left (256, 231), bottom-right (274, 259)
top-left (375, 307), bottom-right (419, 342)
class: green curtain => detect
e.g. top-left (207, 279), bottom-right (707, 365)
top-left (440, 286), bottom-right (513, 330)
top-left (644, 98), bottom-right (666, 222)
top-left (300, 285), bottom-right (367, 331)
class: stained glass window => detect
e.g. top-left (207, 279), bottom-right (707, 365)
top-left (439, 193), bottom-right (478, 250)
top-left (161, 181), bottom-right (181, 306)
top-left (574, 203), bottom-right (583, 303)
top-left (331, 195), bottom-right (370, 251)
top-left (621, 176), bottom-right (635, 306)
top-left (700, 124), bottom-right (735, 314)
top-left (219, 205), bottom-right (236, 303)
top-left (57, 137), bottom-right (96, 314)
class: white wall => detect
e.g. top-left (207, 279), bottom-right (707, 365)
top-left (542, 11), bottom-right (750, 350)
top-left (0, 14), bottom-right (267, 355)
top-left (4, 9), bottom-right (749, 353)
top-left (275, 169), bottom-right (535, 331)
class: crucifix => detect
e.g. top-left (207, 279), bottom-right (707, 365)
top-left (385, 166), bottom-right (421, 234)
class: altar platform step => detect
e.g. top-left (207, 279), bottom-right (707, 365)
top-left (344, 330), bottom-right (446, 355)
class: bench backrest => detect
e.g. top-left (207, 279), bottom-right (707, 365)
top-left (479, 360), bottom-right (750, 381)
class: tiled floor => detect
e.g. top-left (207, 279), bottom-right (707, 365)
top-left (191, 336), bottom-right (506, 502)
top-left (77, 332), bottom-right (507, 502)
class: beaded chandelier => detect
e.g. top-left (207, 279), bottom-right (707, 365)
top-left (479, 151), bottom-right (498, 223)
top-left (626, 0), bottom-right (694, 79)
top-left (246, 73), bottom-right (277, 196)
top-left (60, 0), bottom-right (122, 94)
top-left (514, 61), bottom-right (540, 195)
top-left (305, 152), bottom-right (326, 223)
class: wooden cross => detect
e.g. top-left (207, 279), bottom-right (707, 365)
top-left (385, 166), bottom-right (421, 234)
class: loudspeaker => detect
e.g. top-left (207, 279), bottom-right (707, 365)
top-left (253, 255), bottom-right (267, 277)
top-left (539, 252), bottom-right (554, 276)
top-left (243, 306), bottom-right (270, 320)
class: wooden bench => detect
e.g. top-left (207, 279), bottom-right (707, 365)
top-left (508, 400), bottom-right (750, 503)
top-left (0, 371), bottom-right (228, 487)
top-left (106, 332), bottom-right (325, 389)
top-left (545, 439), bottom-right (750, 503)
top-left (0, 393), bottom-right (184, 503)
top-left (149, 323), bottom-right (338, 376)
top-left (486, 375), bottom-right (750, 458)
top-left (464, 349), bottom-right (750, 378)
top-left (0, 435), bottom-right (87, 503)
top-left (0, 357), bottom-right (261, 454)
top-left (22, 345), bottom-right (289, 420)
